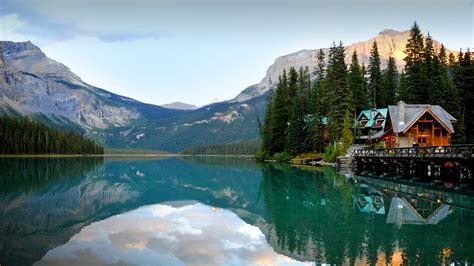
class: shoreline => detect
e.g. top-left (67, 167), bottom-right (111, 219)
top-left (0, 154), bottom-right (255, 158)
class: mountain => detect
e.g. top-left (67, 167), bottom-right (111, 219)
top-left (0, 41), bottom-right (186, 131)
top-left (0, 41), bottom-right (264, 151)
top-left (0, 30), bottom-right (454, 152)
top-left (233, 29), bottom-right (454, 102)
top-left (161, 101), bottom-right (198, 110)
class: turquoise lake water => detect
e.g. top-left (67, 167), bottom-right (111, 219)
top-left (0, 157), bottom-right (473, 265)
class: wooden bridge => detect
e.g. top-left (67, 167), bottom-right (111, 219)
top-left (352, 144), bottom-right (474, 188)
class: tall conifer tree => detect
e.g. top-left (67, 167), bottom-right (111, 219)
top-left (348, 50), bottom-right (367, 112)
top-left (261, 91), bottom-right (274, 153)
top-left (367, 41), bottom-right (383, 108)
top-left (270, 72), bottom-right (289, 153)
top-left (327, 42), bottom-right (351, 143)
top-left (308, 49), bottom-right (327, 152)
top-left (287, 83), bottom-right (307, 155)
top-left (382, 55), bottom-right (399, 106)
top-left (312, 49), bottom-right (327, 114)
top-left (403, 21), bottom-right (425, 103)
top-left (456, 50), bottom-right (474, 143)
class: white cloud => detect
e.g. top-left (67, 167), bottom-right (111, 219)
top-left (1, 0), bottom-right (162, 43)
top-left (36, 202), bottom-right (310, 266)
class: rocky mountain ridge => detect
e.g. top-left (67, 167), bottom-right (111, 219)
top-left (233, 29), bottom-right (454, 102)
top-left (0, 41), bottom-right (183, 130)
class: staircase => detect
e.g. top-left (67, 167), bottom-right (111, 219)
top-left (337, 145), bottom-right (367, 169)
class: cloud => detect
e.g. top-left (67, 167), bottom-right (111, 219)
top-left (1, 0), bottom-right (162, 43)
top-left (36, 202), bottom-right (309, 266)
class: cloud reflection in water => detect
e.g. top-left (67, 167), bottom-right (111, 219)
top-left (35, 202), bottom-right (309, 266)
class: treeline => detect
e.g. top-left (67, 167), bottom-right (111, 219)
top-left (182, 139), bottom-right (260, 155)
top-left (0, 115), bottom-right (104, 154)
top-left (259, 22), bottom-right (473, 158)
top-left (0, 157), bottom-right (103, 194)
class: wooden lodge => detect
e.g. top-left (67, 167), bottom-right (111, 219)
top-left (353, 108), bottom-right (388, 143)
top-left (356, 101), bottom-right (456, 148)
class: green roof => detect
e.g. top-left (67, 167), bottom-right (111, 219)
top-left (322, 116), bottom-right (328, 125)
top-left (354, 108), bottom-right (388, 129)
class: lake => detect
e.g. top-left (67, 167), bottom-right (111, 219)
top-left (0, 157), bottom-right (473, 265)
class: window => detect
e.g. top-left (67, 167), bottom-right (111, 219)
top-left (418, 137), bottom-right (427, 144)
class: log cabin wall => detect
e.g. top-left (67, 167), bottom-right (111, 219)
top-left (391, 112), bottom-right (452, 148)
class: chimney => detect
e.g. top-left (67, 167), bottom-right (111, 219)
top-left (398, 100), bottom-right (405, 123)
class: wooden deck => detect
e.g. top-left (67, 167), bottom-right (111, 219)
top-left (353, 144), bottom-right (474, 159)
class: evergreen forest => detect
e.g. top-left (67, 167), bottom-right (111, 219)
top-left (259, 22), bottom-right (473, 159)
top-left (0, 115), bottom-right (104, 155)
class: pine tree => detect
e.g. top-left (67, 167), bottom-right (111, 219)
top-left (287, 84), bottom-right (306, 155)
top-left (327, 41), bottom-right (351, 143)
top-left (261, 91), bottom-right (274, 153)
top-left (298, 66), bottom-right (311, 114)
top-left (308, 49), bottom-right (327, 152)
top-left (423, 33), bottom-right (443, 105)
top-left (382, 55), bottom-right (399, 106)
top-left (456, 49), bottom-right (474, 143)
top-left (398, 71), bottom-right (408, 101)
top-left (270, 72), bottom-right (290, 154)
top-left (314, 49), bottom-right (330, 115)
top-left (288, 67), bottom-right (299, 102)
top-left (367, 41), bottom-right (383, 108)
top-left (437, 45), bottom-right (464, 143)
top-left (347, 50), bottom-right (367, 112)
top-left (403, 21), bottom-right (425, 103)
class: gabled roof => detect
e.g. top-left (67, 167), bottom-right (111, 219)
top-left (388, 103), bottom-right (456, 134)
top-left (386, 197), bottom-right (453, 225)
top-left (354, 108), bottom-right (388, 128)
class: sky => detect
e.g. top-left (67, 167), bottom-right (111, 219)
top-left (1, 0), bottom-right (473, 106)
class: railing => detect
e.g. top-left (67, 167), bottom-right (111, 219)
top-left (353, 144), bottom-right (474, 159)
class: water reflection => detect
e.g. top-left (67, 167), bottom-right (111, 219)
top-left (259, 165), bottom-right (474, 265)
top-left (0, 157), bottom-right (472, 265)
top-left (36, 202), bottom-right (308, 266)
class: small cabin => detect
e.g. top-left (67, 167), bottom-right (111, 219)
top-left (369, 101), bottom-right (456, 148)
top-left (353, 108), bottom-right (388, 143)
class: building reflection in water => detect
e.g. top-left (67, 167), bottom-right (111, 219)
top-left (259, 164), bottom-right (474, 265)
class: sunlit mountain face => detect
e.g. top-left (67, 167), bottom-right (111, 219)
top-left (1, 157), bottom-right (473, 265)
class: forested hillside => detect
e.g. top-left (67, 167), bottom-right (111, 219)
top-left (182, 140), bottom-right (260, 155)
top-left (0, 115), bottom-right (104, 155)
top-left (259, 22), bottom-right (473, 158)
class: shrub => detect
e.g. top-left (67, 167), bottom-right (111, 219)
top-left (273, 152), bottom-right (292, 162)
top-left (375, 141), bottom-right (385, 149)
top-left (322, 145), bottom-right (344, 162)
top-left (254, 150), bottom-right (270, 162)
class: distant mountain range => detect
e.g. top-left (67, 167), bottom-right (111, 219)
top-left (0, 29), bottom-right (453, 151)
top-left (161, 102), bottom-right (198, 110)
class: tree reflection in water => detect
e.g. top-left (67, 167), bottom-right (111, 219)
top-left (258, 164), bottom-right (474, 265)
